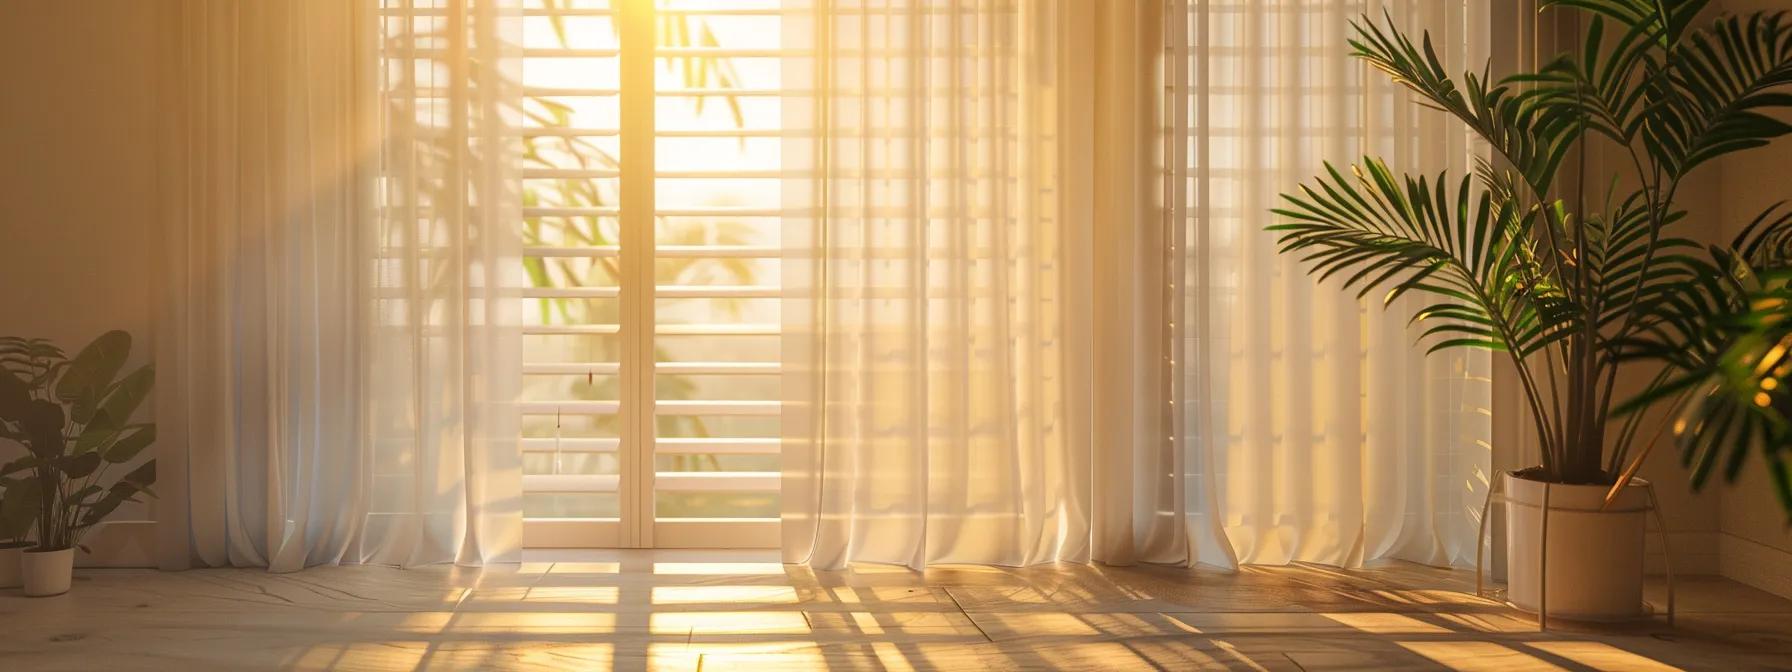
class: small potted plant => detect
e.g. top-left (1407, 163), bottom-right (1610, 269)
top-left (0, 331), bottom-right (156, 597)
top-left (0, 337), bottom-right (58, 589)
top-left (0, 474), bottom-right (39, 588)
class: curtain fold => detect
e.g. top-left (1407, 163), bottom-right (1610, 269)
top-left (1172, 0), bottom-right (1492, 568)
top-left (781, 0), bottom-right (1493, 570)
top-left (152, 0), bottom-right (1489, 572)
top-left (155, 0), bottom-right (524, 571)
top-left (781, 0), bottom-right (1088, 569)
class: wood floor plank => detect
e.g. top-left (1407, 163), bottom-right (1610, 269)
top-left (2, 550), bottom-right (1787, 670)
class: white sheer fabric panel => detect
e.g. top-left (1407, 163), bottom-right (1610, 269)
top-left (1168, 0), bottom-right (1493, 568)
top-left (155, 0), bottom-right (524, 571)
top-left (782, 0), bottom-right (1492, 570)
top-left (781, 0), bottom-right (1088, 569)
top-left (366, 0), bottom-right (525, 568)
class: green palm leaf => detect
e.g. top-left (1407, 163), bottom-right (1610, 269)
top-left (1274, 158), bottom-right (1571, 352)
top-left (1648, 12), bottom-right (1792, 175)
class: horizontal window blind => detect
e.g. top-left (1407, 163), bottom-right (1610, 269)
top-left (518, 0), bottom-right (781, 548)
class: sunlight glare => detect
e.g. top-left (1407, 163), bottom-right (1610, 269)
top-left (289, 641), bottom-right (428, 670)
top-left (654, 562), bottom-right (785, 575)
top-left (1322, 612), bottom-right (1451, 634)
top-left (653, 611), bottom-right (811, 635)
top-left (1525, 642), bottom-right (1682, 671)
top-left (450, 612), bottom-right (621, 634)
top-left (651, 585), bottom-right (800, 605)
top-left (872, 642), bottom-right (919, 672)
top-left (851, 611), bottom-right (885, 635)
top-left (1430, 613), bottom-right (1539, 633)
top-left (547, 562), bottom-right (622, 574)
top-left (523, 586), bottom-right (622, 604)
top-left (1398, 642), bottom-right (1568, 672)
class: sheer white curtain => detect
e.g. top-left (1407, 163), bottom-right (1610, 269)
top-left (155, 0), bottom-right (524, 571)
top-left (781, 0), bottom-right (1492, 570)
top-left (780, 0), bottom-right (1092, 569)
top-left (1160, 0), bottom-right (1493, 568)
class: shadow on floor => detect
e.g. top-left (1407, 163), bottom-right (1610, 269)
top-left (3, 549), bottom-right (1788, 670)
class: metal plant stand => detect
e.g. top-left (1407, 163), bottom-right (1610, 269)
top-left (1473, 476), bottom-right (1676, 631)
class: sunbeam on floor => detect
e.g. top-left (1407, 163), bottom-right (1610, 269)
top-left (3, 550), bottom-right (1789, 671)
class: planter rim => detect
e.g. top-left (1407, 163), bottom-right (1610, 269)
top-left (1503, 470), bottom-right (1652, 513)
top-left (0, 540), bottom-right (34, 550)
top-left (25, 546), bottom-right (73, 554)
top-left (1503, 469), bottom-right (1651, 489)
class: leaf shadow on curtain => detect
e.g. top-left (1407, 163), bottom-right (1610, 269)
top-left (778, 0), bottom-right (1493, 571)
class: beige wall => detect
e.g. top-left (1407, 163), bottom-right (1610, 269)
top-left (0, 1), bottom-right (161, 565)
top-left (1712, 0), bottom-right (1792, 601)
top-left (0, 0), bottom-right (159, 359)
top-left (1626, 164), bottom-right (1727, 577)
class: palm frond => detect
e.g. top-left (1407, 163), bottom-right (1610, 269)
top-left (1514, 14), bottom-right (1663, 145)
top-left (1648, 12), bottom-right (1792, 175)
top-left (1541, 0), bottom-right (1710, 46)
top-left (1272, 159), bottom-right (1573, 356)
top-left (1351, 15), bottom-right (1579, 199)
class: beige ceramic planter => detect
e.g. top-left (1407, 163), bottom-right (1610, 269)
top-left (0, 542), bottom-right (28, 589)
top-left (1502, 472), bottom-right (1650, 620)
top-left (22, 547), bottom-right (74, 597)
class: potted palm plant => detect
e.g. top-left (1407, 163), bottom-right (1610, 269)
top-left (0, 331), bottom-right (156, 596)
top-left (1270, 1), bottom-right (1792, 619)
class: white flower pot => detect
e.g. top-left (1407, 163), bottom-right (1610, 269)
top-left (22, 547), bottom-right (74, 597)
top-left (1502, 471), bottom-right (1650, 620)
top-left (0, 542), bottom-right (29, 589)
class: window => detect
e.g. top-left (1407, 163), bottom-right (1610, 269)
top-left (518, 0), bottom-right (781, 548)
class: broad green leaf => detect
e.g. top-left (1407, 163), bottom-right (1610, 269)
top-left (67, 484), bottom-right (102, 505)
top-left (75, 410), bottom-right (118, 454)
top-left (118, 460), bottom-right (157, 490)
top-left (98, 365), bottom-right (154, 427)
top-left (105, 426), bottom-right (155, 464)
top-left (0, 457), bottom-right (44, 480)
top-left (21, 400), bottom-right (65, 459)
top-left (54, 452), bottom-right (101, 480)
top-left (76, 483), bottom-right (134, 530)
top-left (55, 330), bottom-right (131, 402)
top-left (70, 385), bottom-right (99, 425)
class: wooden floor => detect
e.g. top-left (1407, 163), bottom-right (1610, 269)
top-left (3, 549), bottom-right (1789, 671)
